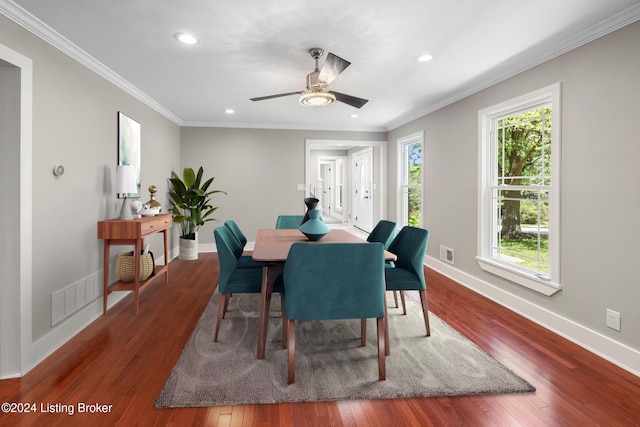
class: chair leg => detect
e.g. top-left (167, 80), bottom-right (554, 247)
top-left (419, 289), bottom-right (430, 336)
top-left (214, 293), bottom-right (229, 342)
top-left (222, 294), bottom-right (231, 319)
top-left (377, 317), bottom-right (386, 380)
top-left (287, 318), bottom-right (296, 384)
top-left (361, 319), bottom-right (367, 346)
top-left (400, 291), bottom-right (407, 315)
top-left (393, 291), bottom-right (399, 308)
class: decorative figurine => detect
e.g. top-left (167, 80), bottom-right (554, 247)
top-left (146, 185), bottom-right (162, 212)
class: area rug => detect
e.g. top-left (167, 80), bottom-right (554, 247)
top-left (156, 292), bottom-right (535, 407)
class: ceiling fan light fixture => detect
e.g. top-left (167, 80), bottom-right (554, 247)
top-left (299, 90), bottom-right (336, 107)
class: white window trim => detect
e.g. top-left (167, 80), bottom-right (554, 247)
top-left (477, 83), bottom-right (562, 296)
top-left (397, 131), bottom-right (424, 227)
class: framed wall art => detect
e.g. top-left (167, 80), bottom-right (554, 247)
top-left (117, 111), bottom-right (141, 198)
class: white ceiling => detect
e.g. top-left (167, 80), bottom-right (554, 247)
top-left (4, 0), bottom-right (640, 132)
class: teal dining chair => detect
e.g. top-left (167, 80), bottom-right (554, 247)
top-left (275, 215), bottom-right (305, 229)
top-left (224, 220), bottom-right (247, 248)
top-left (223, 220), bottom-right (264, 269)
top-left (281, 242), bottom-right (387, 384)
top-left (367, 220), bottom-right (400, 306)
top-left (384, 226), bottom-right (430, 336)
top-left (367, 220), bottom-right (397, 249)
top-left (213, 226), bottom-right (281, 342)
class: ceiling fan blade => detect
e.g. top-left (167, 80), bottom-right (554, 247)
top-left (330, 91), bottom-right (369, 109)
top-left (250, 91), bottom-right (302, 101)
top-left (318, 53), bottom-right (350, 85)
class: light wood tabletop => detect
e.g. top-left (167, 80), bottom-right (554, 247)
top-left (252, 228), bottom-right (394, 261)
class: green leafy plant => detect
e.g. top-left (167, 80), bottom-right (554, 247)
top-left (168, 167), bottom-right (227, 239)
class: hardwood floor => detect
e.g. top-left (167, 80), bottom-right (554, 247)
top-left (1, 252), bottom-right (639, 426)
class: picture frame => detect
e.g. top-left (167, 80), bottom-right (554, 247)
top-left (117, 111), bottom-right (141, 198)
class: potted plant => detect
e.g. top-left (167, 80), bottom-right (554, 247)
top-left (168, 167), bottom-right (226, 260)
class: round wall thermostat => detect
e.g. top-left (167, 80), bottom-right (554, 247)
top-left (53, 164), bottom-right (65, 176)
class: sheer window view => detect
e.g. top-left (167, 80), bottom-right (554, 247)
top-left (492, 106), bottom-right (552, 276)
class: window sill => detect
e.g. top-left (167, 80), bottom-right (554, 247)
top-left (476, 257), bottom-right (562, 296)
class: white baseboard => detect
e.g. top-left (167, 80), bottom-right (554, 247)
top-left (20, 252), bottom-right (175, 378)
top-left (25, 292), bottom-right (127, 376)
top-left (198, 242), bottom-right (252, 253)
top-left (198, 243), bottom-right (216, 253)
top-left (424, 255), bottom-right (640, 377)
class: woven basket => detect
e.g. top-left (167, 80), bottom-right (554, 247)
top-left (115, 251), bottom-right (154, 282)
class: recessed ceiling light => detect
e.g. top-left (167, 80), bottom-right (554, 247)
top-left (174, 33), bottom-right (199, 45)
top-left (350, 114), bottom-right (359, 118)
top-left (416, 53), bottom-right (434, 62)
top-left (224, 109), bottom-right (234, 114)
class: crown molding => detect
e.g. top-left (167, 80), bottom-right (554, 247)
top-left (385, 3), bottom-right (640, 132)
top-left (181, 120), bottom-right (386, 133)
top-left (0, 0), bottom-right (184, 126)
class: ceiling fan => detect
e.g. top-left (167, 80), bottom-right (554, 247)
top-left (250, 48), bottom-right (369, 109)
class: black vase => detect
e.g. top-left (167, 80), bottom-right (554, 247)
top-left (302, 197), bottom-right (319, 224)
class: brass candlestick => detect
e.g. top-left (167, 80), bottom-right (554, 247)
top-left (146, 185), bottom-right (162, 212)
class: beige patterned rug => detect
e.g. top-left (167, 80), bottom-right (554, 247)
top-left (156, 292), bottom-right (535, 407)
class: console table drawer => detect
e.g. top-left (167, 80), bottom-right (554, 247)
top-left (140, 216), bottom-right (171, 235)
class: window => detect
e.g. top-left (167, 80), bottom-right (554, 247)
top-left (478, 84), bottom-right (561, 296)
top-left (398, 132), bottom-right (423, 227)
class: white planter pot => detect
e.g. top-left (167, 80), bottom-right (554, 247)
top-left (179, 233), bottom-right (198, 260)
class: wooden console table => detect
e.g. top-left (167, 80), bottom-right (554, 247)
top-left (98, 214), bottom-right (171, 314)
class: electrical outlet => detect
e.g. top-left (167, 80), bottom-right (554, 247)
top-left (606, 309), bottom-right (621, 331)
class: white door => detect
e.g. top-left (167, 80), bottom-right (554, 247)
top-left (352, 149), bottom-right (373, 232)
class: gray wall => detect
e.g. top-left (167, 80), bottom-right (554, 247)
top-left (179, 127), bottom-right (386, 244)
top-left (0, 14), bottom-right (181, 344)
top-left (388, 21), bottom-right (640, 352)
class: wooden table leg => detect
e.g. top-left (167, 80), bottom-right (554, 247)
top-left (256, 263), bottom-right (284, 359)
top-left (384, 290), bottom-right (390, 356)
top-left (257, 266), bottom-right (271, 359)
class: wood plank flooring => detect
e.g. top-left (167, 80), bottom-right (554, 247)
top-left (1, 252), bottom-right (639, 426)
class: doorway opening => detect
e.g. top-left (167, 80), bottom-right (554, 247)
top-left (304, 139), bottom-right (387, 233)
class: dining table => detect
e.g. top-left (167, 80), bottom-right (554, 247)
top-left (251, 228), bottom-right (397, 359)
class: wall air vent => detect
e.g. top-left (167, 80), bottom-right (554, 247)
top-left (440, 245), bottom-right (455, 264)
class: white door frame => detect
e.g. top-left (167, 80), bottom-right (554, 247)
top-left (0, 43), bottom-right (34, 378)
top-left (317, 155), bottom-right (348, 221)
top-left (318, 160), bottom-right (334, 217)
